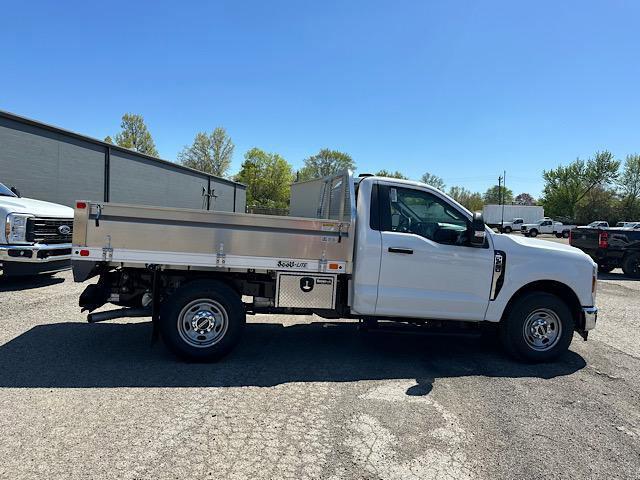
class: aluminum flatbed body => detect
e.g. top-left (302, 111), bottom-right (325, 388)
top-left (71, 172), bottom-right (355, 276)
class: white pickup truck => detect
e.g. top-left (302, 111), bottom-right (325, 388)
top-left (1, 182), bottom-right (74, 276)
top-left (520, 218), bottom-right (577, 238)
top-left (71, 172), bottom-right (598, 363)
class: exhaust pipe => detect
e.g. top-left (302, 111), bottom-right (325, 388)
top-left (87, 307), bottom-right (151, 323)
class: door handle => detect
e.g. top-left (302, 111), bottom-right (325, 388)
top-left (388, 247), bottom-right (413, 254)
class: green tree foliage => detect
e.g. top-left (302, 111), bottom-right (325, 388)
top-left (104, 136), bottom-right (113, 144)
top-left (420, 172), bottom-right (445, 190)
top-left (113, 113), bottom-right (159, 156)
top-left (235, 148), bottom-right (294, 208)
top-left (515, 193), bottom-right (536, 205)
top-left (298, 149), bottom-right (355, 180)
top-left (483, 185), bottom-right (513, 204)
top-left (617, 154), bottom-right (640, 220)
top-left (541, 151), bottom-right (620, 218)
top-left (178, 128), bottom-right (234, 177)
top-left (448, 186), bottom-right (484, 211)
top-left (574, 186), bottom-right (618, 225)
top-left (376, 170), bottom-right (408, 179)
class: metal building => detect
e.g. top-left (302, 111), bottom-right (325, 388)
top-left (0, 110), bottom-right (246, 212)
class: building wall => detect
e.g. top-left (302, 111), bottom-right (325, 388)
top-left (0, 117), bottom-right (105, 205)
top-left (0, 114), bottom-right (246, 212)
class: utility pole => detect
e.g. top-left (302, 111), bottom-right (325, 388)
top-left (501, 170), bottom-right (506, 231)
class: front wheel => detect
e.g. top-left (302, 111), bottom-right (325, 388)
top-left (529, 229), bottom-right (538, 237)
top-left (500, 292), bottom-right (574, 362)
top-left (159, 280), bottom-right (246, 361)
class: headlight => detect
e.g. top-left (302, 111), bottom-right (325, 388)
top-left (5, 213), bottom-right (32, 244)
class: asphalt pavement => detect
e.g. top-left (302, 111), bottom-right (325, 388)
top-left (0, 241), bottom-right (638, 479)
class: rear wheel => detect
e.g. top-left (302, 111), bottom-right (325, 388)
top-left (500, 292), bottom-right (574, 362)
top-left (159, 280), bottom-right (246, 361)
top-left (562, 230), bottom-right (570, 239)
top-left (622, 253), bottom-right (640, 278)
top-left (504, 226), bottom-right (512, 233)
top-left (555, 233), bottom-right (562, 238)
top-left (529, 229), bottom-right (538, 237)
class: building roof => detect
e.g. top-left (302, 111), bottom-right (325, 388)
top-left (0, 109), bottom-right (246, 189)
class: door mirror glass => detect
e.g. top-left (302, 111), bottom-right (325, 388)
top-left (470, 212), bottom-right (486, 247)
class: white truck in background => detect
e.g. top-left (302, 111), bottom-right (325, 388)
top-left (1, 182), bottom-right (74, 276)
top-left (71, 172), bottom-right (597, 363)
top-left (482, 205), bottom-right (544, 230)
top-left (520, 218), bottom-right (577, 238)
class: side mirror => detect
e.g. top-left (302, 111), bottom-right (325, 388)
top-left (10, 186), bottom-right (21, 198)
top-left (470, 212), bottom-right (486, 247)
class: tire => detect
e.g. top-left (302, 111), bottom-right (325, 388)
top-left (529, 229), bottom-right (538, 238)
top-left (159, 280), bottom-right (246, 361)
top-left (500, 292), bottom-right (574, 362)
top-left (504, 227), bottom-right (512, 234)
top-left (562, 231), bottom-right (570, 239)
top-left (598, 264), bottom-right (614, 273)
top-left (555, 233), bottom-right (562, 238)
top-left (622, 253), bottom-right (640, 278)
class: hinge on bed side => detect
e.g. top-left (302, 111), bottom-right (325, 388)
top-left (319, 251), bottom-right (327, 272)
top-left (216, 243), bottom-right (226, 266)
top-left (102, 235), bottom-right (113, 262)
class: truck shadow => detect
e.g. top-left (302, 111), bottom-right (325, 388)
top-left (0, 321), bottom-right (586, 390)
top-left (0, 273), bottom-right (66, 292)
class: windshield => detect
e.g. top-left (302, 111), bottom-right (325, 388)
top-left (0, 182), bottom-right (17, 197)
top-left (587, 221), bottom-right (603, 227)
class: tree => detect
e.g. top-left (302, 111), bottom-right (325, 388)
top-left (376, 170), bottom-right (408, 179)
top-left (298, 149), bottom-right (355, 180)
top-left (448, 186), bottom-right (484, 211)
top-left (112, 113), bottom-right (159, 156)
top-left (235, 148), bottom-right (294, 208)
top-left (618, 154), bottom-right (640, 220)
top-left (483, 185), bottom-right (513, 204)
top-left (104, 136), bottom-right (113, 144)
top-left (515, 193), bottom-right (536, 205)
top-left (420, 172), bottom-right (445, 190)
top-left (541, 151), bottom-right (620, 218)
top-left (178, 128), bottom-right (234, 177)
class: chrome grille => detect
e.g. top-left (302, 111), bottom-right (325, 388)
top-left (26, 218), bottom-right (73, 244)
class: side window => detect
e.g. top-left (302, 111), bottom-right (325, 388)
top-left (380, 186), bottom-right (469, 245)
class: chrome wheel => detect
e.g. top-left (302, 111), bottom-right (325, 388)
top-left (522, 308), bottom-right (562, 351)
top-left (177, 298), bottom-right (229, 348)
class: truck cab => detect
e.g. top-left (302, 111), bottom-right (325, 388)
top-left (1, 182), bottom-right (73, 276)
top-left (72, 173), bottom-right (598, 363)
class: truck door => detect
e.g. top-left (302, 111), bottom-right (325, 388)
top-left (374, 183), bottom-right (494, 321)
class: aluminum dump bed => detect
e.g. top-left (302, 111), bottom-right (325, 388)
top-left (72, 172), bottom-right (355, 275)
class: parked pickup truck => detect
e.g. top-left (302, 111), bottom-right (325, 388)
top-left (71, 172), bottom-right (598, 363)
top-left (499, 217), bottom-right (524, 234)
top-left (570, 226), bottom-right (640, 277)
top-left (521, 219), bottom-right (576, 238)
top-left (1, 182), bottom-right (74, 276)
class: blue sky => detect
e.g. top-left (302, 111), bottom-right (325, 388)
top-left (2, 1), bottom-right (639, 197)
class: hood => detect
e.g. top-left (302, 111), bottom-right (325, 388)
top-left (492, 233), bottom-right (595, 263)
top-left (0, 196), bottom-right (73, 218)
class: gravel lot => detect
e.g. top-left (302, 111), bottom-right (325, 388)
top-left (1, 237), bottom-right (639, 480)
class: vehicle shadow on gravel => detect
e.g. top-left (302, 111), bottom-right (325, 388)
top-left (0, 320), bottom-right (586, 391)
top-left (0, 274), bottom-right (66, 292)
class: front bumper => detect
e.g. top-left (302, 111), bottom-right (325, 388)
top-left (0, 243), bottom-right (72, 263)
top-left (582, 306), bottom-right (598, 331)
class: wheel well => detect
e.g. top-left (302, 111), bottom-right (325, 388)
top-left (501, 280), bottom-right (582, 328)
